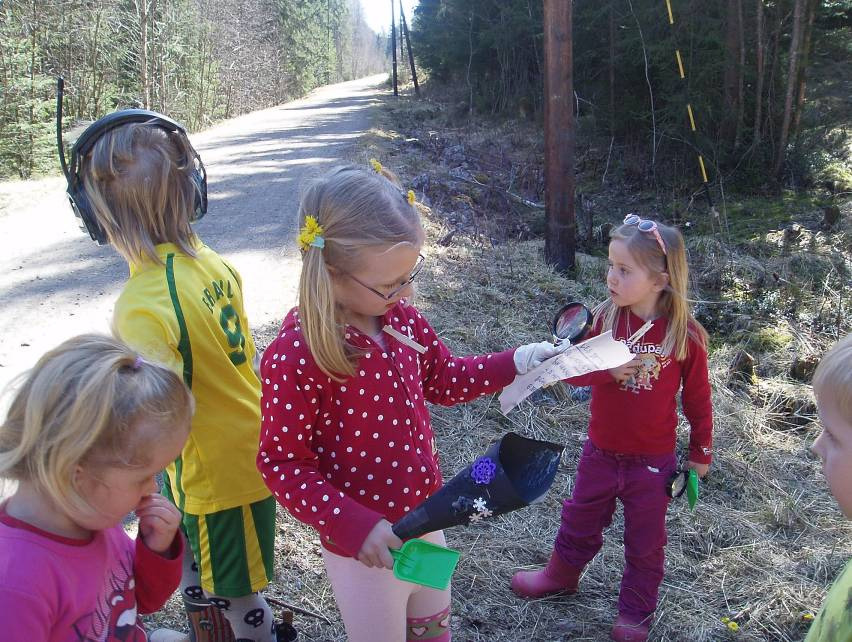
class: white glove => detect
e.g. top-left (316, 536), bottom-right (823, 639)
top-left (513, 340), bottom-right (571, 375)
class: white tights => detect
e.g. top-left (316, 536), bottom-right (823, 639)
top-left (321, 530), bottom-right (452, 642)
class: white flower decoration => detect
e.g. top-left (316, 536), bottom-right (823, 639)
top-left (473, 497), bottom-right (488, 512)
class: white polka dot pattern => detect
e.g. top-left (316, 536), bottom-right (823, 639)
top-left (257, 303), bottom-right (517, 558)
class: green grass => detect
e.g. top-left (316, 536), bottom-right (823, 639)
top-left (687, 193), bottom-right (823, 242)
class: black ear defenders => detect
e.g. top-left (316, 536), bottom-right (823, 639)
top-left (56, 77), bottom-right (207, 245)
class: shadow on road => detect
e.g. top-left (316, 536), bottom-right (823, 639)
top-left (0, 78), bottom-right (385, 309)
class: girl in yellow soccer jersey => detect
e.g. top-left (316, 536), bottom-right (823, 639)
top-left (71, 111), bottom-right (288, 642)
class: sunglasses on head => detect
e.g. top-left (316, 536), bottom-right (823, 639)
top-left (623, 214), bottom-right (667, 256)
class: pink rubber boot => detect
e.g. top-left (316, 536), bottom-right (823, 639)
top-left (510, 550), bottom-right (581, 599)
top-left (610, 614), bottom-right (650, 642)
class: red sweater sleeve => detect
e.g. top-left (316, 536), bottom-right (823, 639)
top-left (133, 532), bottom-right (183, 615)
top-left (414, 312), bottom-right (516, 406)
top-left (681, 336), bottom-right (714, 465)
top-left (258, 358), bottom-right (384, 558)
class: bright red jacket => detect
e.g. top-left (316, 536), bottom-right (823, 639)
top-left (258, 302), bottom-right (517, 557)
top-left (566, 309), bottom-right (713, 464)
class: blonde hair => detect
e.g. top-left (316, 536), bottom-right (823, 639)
top-left (297, 165), bottom-right (425, 380)
top-left (0, 334), bottom-right (192, 519)
top-left (813, 332), bottom-right (852, 421)
top-left (81, 122), bottom-right (200, 265)
top-left (594, 220), bottom-right (707, 361)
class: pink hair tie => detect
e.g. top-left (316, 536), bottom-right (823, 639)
top-left (132, 355), bottom-right (144, 370)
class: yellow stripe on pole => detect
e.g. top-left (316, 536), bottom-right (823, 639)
top-left (665, 0), bottom-right (674, 24)
top-left (687, 104), bottom-right (697, 131)
top-left (675, 50), bottom-right (685, 79)
top-left (698, 155), bottom-right (708, 183)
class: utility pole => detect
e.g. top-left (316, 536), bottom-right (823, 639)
top-left (400, 1), bottom-right (420, 95)
top-left (391, 0), bottom-right (398, 96)
top-left (543, 0), bottom-right (575, 273)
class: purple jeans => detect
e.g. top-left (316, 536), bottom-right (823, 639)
top-left (554, 439), bottom-right (677, 623)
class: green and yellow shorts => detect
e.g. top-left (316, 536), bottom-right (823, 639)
top-left (162, 481), bottom-right (276, 597)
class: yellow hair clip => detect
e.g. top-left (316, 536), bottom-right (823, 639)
top-left (369, 158), bottom-right (383, 174)
top-left (407, 189), bottom-right (416, 205)
top-left (298, 215), bottom-right (325, 251)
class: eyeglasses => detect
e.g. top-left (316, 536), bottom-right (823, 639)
top-left (623, 214), bottom-right (667, 256)
top-left (346, 254), bottom-right (426, 301)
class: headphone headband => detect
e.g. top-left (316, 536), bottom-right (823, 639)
top-left (70, 109), bottom-right (191, 179)
top-left (59, 106), bottom-right (208, 245)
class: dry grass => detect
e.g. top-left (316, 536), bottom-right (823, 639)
top-left (144, 92), bottom-right (851, 641)
top-left (148, 234), bottom-right (849, 642)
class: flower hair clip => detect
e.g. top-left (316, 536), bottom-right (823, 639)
top-left (298, 215), bottom-right (325, 251)
top-left (370, 158), bottom-right (415, 205)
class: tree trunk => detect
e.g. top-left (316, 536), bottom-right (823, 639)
top-left (774, 0), bottom-right (805, 177)
top-left (791, 0), bottom-right (818, 139)
top-left (137, 0), bottom-right (151, 109)
top-left (734, 0), bottom-right (745, 149)
top-left (722, 0), bottom-right (741, 143)
top-left (753, 0), bottom-right (765, 144)
top-left (27, 0), bottom-right (38, 178)
top-left (765, 7), bottom-right (784, 149)
top-left (391, 0), bottom-right (398, 96)
top-left (609, 3), bottom-right (615, 137)
top-left (542, 0), bottom-right (575, 273)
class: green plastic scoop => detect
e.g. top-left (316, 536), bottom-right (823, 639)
top-left (686, 469), bottom-right (699, 510)
top-left (390, 538), bottom-right (461, 590)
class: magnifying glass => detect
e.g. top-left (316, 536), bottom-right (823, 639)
top-left (666, 468), bottom-right (699, 509)
top-left (552, 302), bottom-right (593, 345)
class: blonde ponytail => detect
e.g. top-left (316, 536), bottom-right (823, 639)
top-left (294, 165), bottom-right (424, 381)
top-left (299, 245), bottom-right (355, 379)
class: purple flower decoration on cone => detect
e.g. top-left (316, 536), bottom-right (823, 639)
top-left (470, 456), bottom-right (496, 485)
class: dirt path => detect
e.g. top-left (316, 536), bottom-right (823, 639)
top-left (0, 74), bottom-right (386, 394)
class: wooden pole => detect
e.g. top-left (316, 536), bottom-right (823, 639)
top-left (400, 1), bottom-right (420, 95)
top-left (391, 0), bottom-right (398, 96)
top-left (398, 3), bottom-right (406, 82)
top-left (543, 0), bottom-right (575, 273)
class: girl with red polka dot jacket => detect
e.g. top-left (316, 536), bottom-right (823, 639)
top-left (257, 164), bottom-right (559, 642)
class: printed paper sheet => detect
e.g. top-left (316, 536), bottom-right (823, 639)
top-left (499, 331), bottom-right (633, 414)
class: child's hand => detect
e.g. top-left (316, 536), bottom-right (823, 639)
top-left (514, 341), bottom-right (570, 375)
top-left (135, 493), bottom-right (181, 556)
top-left (357, 519), bottom-right (403, 570)
top-left (609, 357), bottom-right (641, 384)
top-left (687, 461), bottom-right (710, 478)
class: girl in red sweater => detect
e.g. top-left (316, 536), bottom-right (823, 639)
top-left (257, 164), bottom-right (555, 642)
top-left (511, 216), bottom-right (713, 642)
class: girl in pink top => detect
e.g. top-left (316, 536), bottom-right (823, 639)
top-left (0, 334), bottom-right (192, 641)
top-left (257, 164), bottom-right (557, 642)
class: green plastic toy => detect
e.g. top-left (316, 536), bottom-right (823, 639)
top-left (686, 469), bottom-right (699, 510)
top-left (667, 468), bottom-right (700, 511)
top-left (390, 539), bottom-right (461, 590)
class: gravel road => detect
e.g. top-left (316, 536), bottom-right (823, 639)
top-left (0, 74), bottom-right (386, 395)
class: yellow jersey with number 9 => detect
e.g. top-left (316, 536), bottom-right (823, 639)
top-left (114, 241), bottom-right (270, 514)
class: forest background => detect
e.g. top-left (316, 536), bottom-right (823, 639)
top-left (2, 0), bottom-right (851, 191)
top-left (0, 0), bottom-right (388, 178)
